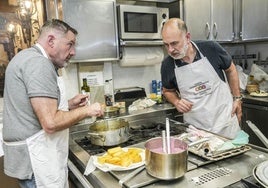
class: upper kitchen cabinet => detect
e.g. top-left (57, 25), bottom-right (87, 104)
top-left (241, 0), bottom-right (268, 41)
top-left (183, 0), bottom-right (268, 42)
top-left (57, 0), bottom-right (119, 62)
top-left (183, 0), bottom-right (233, 42)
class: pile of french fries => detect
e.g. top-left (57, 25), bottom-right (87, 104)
top-left (97, 146), bottom-right (143, 167)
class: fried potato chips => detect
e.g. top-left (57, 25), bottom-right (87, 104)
top-left (97, 147), bottom-right (143, 167)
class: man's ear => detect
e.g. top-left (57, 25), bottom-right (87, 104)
top-left (186, 32), bottom-right (191, 41)
top-left (47, 35), bottom-right (55, 47)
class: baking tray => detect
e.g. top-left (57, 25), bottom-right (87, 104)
top-left (188, 144), bottom-right (252, 161)
top-left (183, 132), bottom-right (252, 161)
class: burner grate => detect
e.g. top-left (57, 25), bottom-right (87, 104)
top-left (75, 121), bottom-right (186, 156)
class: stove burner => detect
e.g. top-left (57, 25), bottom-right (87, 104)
top-left (75, 122), bottom-right (186, 156)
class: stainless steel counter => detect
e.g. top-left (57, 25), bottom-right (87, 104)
top-left (242, 93), bottom-right (268, 106)
top-left (68, 103), bottom-right (268, 188)
top-left (241, 94), bottom-right (268, 148)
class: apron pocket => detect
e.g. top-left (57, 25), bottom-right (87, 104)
top-left (29, 146), bottom-right (62, 186)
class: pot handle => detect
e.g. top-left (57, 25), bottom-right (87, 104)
top-left (119, 126), bottom-right (130, 137)
top-left (88, 132), bottom-right (106, 142)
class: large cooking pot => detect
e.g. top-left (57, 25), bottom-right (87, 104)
top-left (88, 118), bottom-right (129, 146)
top-left (145, 137), bottom-right (188, 180)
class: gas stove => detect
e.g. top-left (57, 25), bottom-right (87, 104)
top-left (75, 121), bottom-right (187, 156)
top-left (68, 107), bottom-right (268, 188)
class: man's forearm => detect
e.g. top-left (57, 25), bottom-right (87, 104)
top-left (225, 62), bottom-right (241, 97)
top-left (162, 87), bottom-right (180, 105)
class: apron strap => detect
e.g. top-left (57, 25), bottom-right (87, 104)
top-left (3, 140), bottom-right (26, 146)
top-left (3, 129), bottom-right (45, 146)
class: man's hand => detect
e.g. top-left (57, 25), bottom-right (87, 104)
top-left (68, 94), bottom-right (89, 110)
top-left (232, 100), bottom-right (242, 123)
top-left (175, 98), bottom-right (193, 113)
top-left (87, 102), bottom-right (104, 117)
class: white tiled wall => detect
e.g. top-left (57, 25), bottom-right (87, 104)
top-left (224, 42), bottom-right (268, 74)
top-left (112, 62), bottom-right (162, 94)
top-left (59, 60), bottom-right (162, 102)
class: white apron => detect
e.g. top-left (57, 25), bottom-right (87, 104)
top-left (4, 76), bottom-right (69, 188)
top-left (25, 76), bottom-right (69, 188)
top-left (174, 43), bottom-right (240, 139)
top-left (0, 116), bottom-right (3, 157)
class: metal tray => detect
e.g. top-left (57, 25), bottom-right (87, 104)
top-left (188, 145), bottom-right (252, 161)
top-left (179, 132), bottom-right (252, 161)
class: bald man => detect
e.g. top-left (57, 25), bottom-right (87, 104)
top-left (161, 18), bottom-right (242, 139)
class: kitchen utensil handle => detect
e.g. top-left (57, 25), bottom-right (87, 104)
top-left (213, 22), bottom-right (218, 39)
top-left (162, 130), bottom-right (167, 153)
top-left (205, 22), bottom-right (210, 39)
top-left (166, 118), bottom-right (171, 153)
top-left (246, 120), bottom-right (268, 148)
top-left (119, 166), bottom-right (145, 186)
top-left (188, 138), bottom-right (210, 147)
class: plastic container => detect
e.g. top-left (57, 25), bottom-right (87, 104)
top-left (152, 80), bottom-right (157, 94)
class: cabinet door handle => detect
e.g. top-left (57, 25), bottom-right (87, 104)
top-left (205, 22), bottom-right (210, 39)
top-left (213, 22), bottom-right (218, 39)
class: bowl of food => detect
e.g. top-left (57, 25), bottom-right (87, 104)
top-left (246, 84), bottom-right (259, 93)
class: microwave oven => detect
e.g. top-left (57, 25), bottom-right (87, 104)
top-left (117, 5), bottom-right (169, 40)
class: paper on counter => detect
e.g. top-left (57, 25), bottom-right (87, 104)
top-left (84, 157), bottom-right (96, 176)
top-left (128, 98), bottom-right (156, 112)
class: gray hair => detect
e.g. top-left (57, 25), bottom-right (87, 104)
top-left (40, 19), bottom-right (78, 36)
top-left (162, 18), bottom-right (188, 33)
top-left (175, 19), bottom-right (188, 33)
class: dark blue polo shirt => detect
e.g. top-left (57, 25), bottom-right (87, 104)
top-left (161, 40), bottom-right (232, 91)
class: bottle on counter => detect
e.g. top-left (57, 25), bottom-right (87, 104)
top-left (152, 80), bottom-right (157, 94)
top-left (246, 75), bottom-right (259, 93)
top-left (81, 78), bottom-right (90, 103)
top-left (81, 78), bottom-right (92, 123)
top-left (104, 79), bottom-right (113, 106)
top-left (156, 80), bottom-right (163, 103)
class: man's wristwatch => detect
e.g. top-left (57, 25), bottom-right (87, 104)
top-left (233, 95), bottom-right (243, 101)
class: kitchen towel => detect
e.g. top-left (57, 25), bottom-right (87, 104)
top-left (120, 46), bottom-right (164, 67)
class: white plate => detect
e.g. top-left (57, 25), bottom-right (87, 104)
top-left (92, 147), bottom-right (145, 172)
top-left (250, 91), bottom-right (268, 97)
top-left (253, 160), bottom-right (268, 187)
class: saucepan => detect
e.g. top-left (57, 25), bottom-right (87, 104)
top-left (144, 137), bottom-right (188, 180)
top-left (102, 106), bottom-right (120, 119)
top-left (88, 118), bottom-right (129, 146)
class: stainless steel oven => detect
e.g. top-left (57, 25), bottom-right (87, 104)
top-left (117, 5), bottom-right (169, 40)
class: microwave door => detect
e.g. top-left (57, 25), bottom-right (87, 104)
top-left (123, 12), bottom-right (158, 39)
top-left (118, 5), bottom-right (168, 40)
